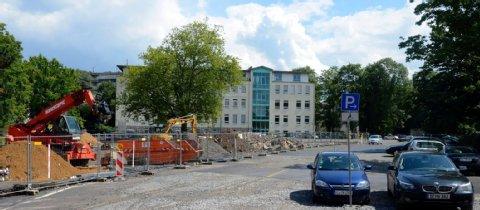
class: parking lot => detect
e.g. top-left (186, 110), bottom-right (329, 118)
top-left (1, 141), bottom-right (480, 209)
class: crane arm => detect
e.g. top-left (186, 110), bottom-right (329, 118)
top-left (162, 114), bottom-right (197, 134)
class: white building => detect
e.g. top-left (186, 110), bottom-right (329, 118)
top-left (115, 65), bottom-right (315, 135)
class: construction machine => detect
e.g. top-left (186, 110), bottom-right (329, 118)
top-left (117, 114), bottom-right (201, 165)
top-left (7, 89), bottom-right (111, 166)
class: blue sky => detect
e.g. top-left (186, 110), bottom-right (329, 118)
top-left (0, 0), bottom-right (427, 74)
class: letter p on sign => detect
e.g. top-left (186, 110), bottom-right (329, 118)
top-left (341, 93), bottom-right (360, 112)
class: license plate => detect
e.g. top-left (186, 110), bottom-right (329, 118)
top-left (460, 158), bottom-right (472, 162)
top-left (427, 194), bottom-right (450, 200)
top-left (459, 165), bottom-right (468, 170)
top-left (334, 190), bottom-right (351, 195)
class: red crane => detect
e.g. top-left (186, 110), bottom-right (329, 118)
top-left (7, 89), bottom-right (110, 166)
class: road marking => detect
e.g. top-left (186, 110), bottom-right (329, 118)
top-left (266, 169), bottom-right (286, 178)
top-left (35, 186), bottom-right (73, 200)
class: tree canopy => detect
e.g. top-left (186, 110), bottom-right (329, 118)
top-left (120, 21), bottom-right (243, 127)
top-left (399, 0), bottom-right (480, 134)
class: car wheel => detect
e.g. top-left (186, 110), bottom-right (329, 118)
top-left (312, 194), bottom-right (321, 204)
top-left (362, 197), bottom-right (371, 205)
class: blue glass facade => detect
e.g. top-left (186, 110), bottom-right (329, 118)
top-left (252, 67), bottom-right (270, 132)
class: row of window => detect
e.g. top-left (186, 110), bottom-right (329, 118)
top-left (274, 115), bottom-right (310, 125)
top-left (274, 84), bottom-right (311, 95)
top-left (274, 73), bottom-right (301, 82)
top-left (224, 99), bottom-right (247, 108)
top-left (274, 100), bottom-right (310, 109)
top-left (224, 114), bottom-right (246, 124)
top-left (230, 85), bottom-right (247, 94)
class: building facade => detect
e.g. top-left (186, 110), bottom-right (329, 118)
top-left (115, 65), bottom-right (315, 135)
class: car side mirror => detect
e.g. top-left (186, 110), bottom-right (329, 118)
top-left (387, 165), bottom-right (395, 171)
top-left (307, 164), bottom-right (315, 170)
top-left (364, 165), bottom-right (372, 171)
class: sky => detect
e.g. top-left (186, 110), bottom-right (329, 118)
top-left (0, 0), bottom-right (428, 75)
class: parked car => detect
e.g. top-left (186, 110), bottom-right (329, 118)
top-left (387, 151), bottom-right (473, 210)
top-left (307, 152), bottom-right (371, 204)
top-left (368, 135), bottom-right (383, 145)
top-left (385, 137), bottom-right (441, 155)
top-left (384, 134), bottom-right (398, 140)
top-left (397, 135), bottom-right (411, 142)
top-left (446, 146), bottom-right (480, 175)
top-left (408, 140), bottom-right (446, 153)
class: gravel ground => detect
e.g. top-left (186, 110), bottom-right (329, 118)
top-left (1, 141), bottom-right (480, 210)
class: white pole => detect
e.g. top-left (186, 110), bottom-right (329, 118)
top-left (132, 140), bottom-right (135, 168)
top-left (47, 143), bottom-right (51, 179)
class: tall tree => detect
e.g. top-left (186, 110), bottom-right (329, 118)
top-left (0, 23), bottom-right (22, 70)
top-left (399, 0), bottom-right (480, 134)
top-left (27, 55), bottom-right (81, 116)
top-left (359, 58), bottom-right (411, 134)
top-left (120, 21), bottom-right (243, 129)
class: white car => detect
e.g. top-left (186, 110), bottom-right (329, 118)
top-left (368, 135), bottom-right (383, 145)
top-left (408, 140), bottom-right (445, 153)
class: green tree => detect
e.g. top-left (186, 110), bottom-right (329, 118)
top-left (318, 64), bottom-right (362, 131)
top-left (27, 55), bottom-right (81, 116)
top-left (399, 0), bottom-right (480, 134)
top-left (359, 58), bottom-right (412, 134)
top-left (0, 23), bottom-right (22, 69)
top-left (120, 21), bottom-right (243, 129)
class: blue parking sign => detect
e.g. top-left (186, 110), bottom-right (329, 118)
top-left (341, 93), bottom-right (360, 112)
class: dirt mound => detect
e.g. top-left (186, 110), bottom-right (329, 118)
top-left (80, 132), bottom-right (100, 146)
top-left (213, 133), bottom-right (305, 153)
top-left (0, 141), bottom-right (83, 181)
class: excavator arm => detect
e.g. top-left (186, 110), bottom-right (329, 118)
top-left (162, 114), bottom-right (198, 134)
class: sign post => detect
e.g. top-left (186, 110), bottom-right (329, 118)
top-left (341, 93), bottom-right (360, 206)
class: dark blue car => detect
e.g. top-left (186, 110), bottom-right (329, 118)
top-left (307, 152), bottom-right (371, 204)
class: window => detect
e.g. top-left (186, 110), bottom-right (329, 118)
top-left (305, 85), bottom-right (311, 94)
top-left (274, 72), bottom-right (282, 81)
top-left (275, 115), bottom-right (280, 124)
top-left (231, 87), bottom-right (238, 93)
top-left (283, 85), bottom-right (288, 94)
top-left (283, 100), bottom-right (289, 109)
top-left (296, 100), bottom-right (301, 109)
top-left (305, 100), bottom-right (310, 109)
top-left (293, 74), bottom-right (300, 82)
top-left (275, 100), bottom-right (280, 109)
top-left (296, 116), bottom-right (301, 124)
top-left (241, 85), bottom-right (246, 93)
top-left (224, 99), bottom-right (229, 108)
top-left (305, 116), bottom-right (310, 124)
top-left (297, 85), bottom-right (302, 94)
top-left (290, 85), bottom-right (295, 94)
top-left (224, 114), bottom-right (229, 123)
top-left (275, 85), bottom-right (280, 94)
top-left (283, 115), bottom-right (288, 123)
top-left (241, 114), bottom-right (246, 123)
top-left (241, 99), bottom-right (246, 108)
top-left (233, 99), bottom-right (238, 108)
top-left (233, 114), bottom-right (238, 124)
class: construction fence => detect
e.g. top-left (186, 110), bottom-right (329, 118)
top-left (0, 131), bottom-right (366, 192)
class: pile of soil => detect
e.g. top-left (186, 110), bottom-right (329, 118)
top-left (0, 141), bottom-right (84, 181)
top-left (213, 133), bottom-right (305, 153)
top-left (80, 132), bottom-right (100, 146)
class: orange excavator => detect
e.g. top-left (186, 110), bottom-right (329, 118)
top-left (117, 114), bottom-right (201, 165)
top-left (6, 89), bottom-right (111, 166)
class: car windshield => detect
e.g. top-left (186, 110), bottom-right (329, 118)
top-left (415, 141), bottom-right (443, 151)
top-left (370, 135), bottom-right (381, 138)
top-left (399, 154), bottom-right (456, 171)
top-left (446, 147), bottom-right (477, 154)
top-left (317, 154), bottom-right (362, 170)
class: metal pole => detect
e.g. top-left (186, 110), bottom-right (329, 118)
top-left (234, 135), bottom-right (237, 160)
top-left (348, 111), bottom-right (352, 205)
top-left (47, 142), bottom-right (51, 180)
top-left (147, 134), bottom-right (151, 171)
top-left (132, 139), bottom-right (135, 168)
top-left (27, 135), bottom-right (32, 189)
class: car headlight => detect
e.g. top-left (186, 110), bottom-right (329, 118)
top-left (398, 180), bottom-right (415, 190)
top-left (315, 180), bottom-right (329, 187)
top-left (356, 180), bottom-right (370, 189)
top-left (457, 182), bottom-right (473, 194)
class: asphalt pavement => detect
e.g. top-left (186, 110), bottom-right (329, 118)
top-left (1, 141), bottom-right (479, 209)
